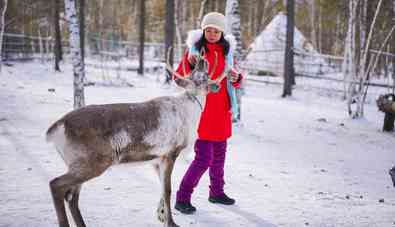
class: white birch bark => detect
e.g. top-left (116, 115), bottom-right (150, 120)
top-left (354, 0), bottom-right (384, 117)
top-left (38, 28), bottom-right (44, 62)
top-left (197, 0), bottom-right (208, 29)
top-left (347, 0), bottom-right (358, 117)
top-left (342, 0), bottom-right (366, 117)
top-left (225, 0), bottom-right (243, 59)
top-left (0, 0), bottom-right (7, 73)
top-left (225, 0), bottom-right (243, 122)
top-left (343, 0), bottom-right (355, 104)
top-left (361, 25), bottom-right (395, 106)
top-left (64, 0), bottom-right (85, 109)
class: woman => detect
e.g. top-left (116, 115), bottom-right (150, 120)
top-left (173, 12), bottom-right (243, 214)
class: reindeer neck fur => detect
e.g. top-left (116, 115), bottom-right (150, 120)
top-left (184, 90), bottom-right (205, 110)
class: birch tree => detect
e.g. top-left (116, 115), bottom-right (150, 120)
top-left (343, 0), bottom-right (387, 118)
top-left (197, 0), bottom-right (208, 29)
top-left (225, 0), bottom-right (243, 60)
top-left (64, 0), bottom-right (85, 109)
top-left (0, 0), bottom-right (7, 73)
top-left (342, 0), bottom-right (356, 107)
top-left (354, 0), bottom-right (383, 118)
top-left (225, 0), bottom-right (243, 121)
top-left (310, 0), bottom-right (318, 49)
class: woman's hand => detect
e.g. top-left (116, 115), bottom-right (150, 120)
top-left (188, 54), bottom-right (198, 65)
top-left (229, 68), bottom-right (240, 82)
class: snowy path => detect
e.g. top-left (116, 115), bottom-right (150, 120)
top-left (0, 62), bottom-right (395, 227)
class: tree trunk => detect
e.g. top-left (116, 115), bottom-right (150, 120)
top-left (54, 0), bottom-right (62, 71)
top-left (64, 0), bottom-right (85, 109)
top-left (197, 0), bottom-right (208, 29)
top-left (226, 0), bottom-right (243, 122)
top-left (38, 29), bottom-right (45, 63)
top-left (333, 13), bottom-right (341, 55)
top-left (181, 0), bottom-right (188, 41)
top-left (354, 0), bottom-right (384, 118)
top-left (393, 0), bottom-right (395, 93)
top-left (138, 0), bottom-right (145, 75)
top-left (255, 0), bottom-right (265, 36)
top-left (282, 0), bottom-right (295, 97)
top-left (310, 0), bottom-right (317, 49)
top-left (165, 0), bottom-right (175, 84)
top-left (174, 0), bottom-right (182, 62)
top-left (79, 0), bottom-right (85, 63)
top-left (225, 0), bottom-right (243, 60)
top-left (317, 0), bottom-right (322, 53)
top-left (0, 0), bottom-right (7, 73)
top-left (98, 0), bottom-right (104, 51)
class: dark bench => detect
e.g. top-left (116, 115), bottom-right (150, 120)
top-left (376, 93), bottom-right (395, 131)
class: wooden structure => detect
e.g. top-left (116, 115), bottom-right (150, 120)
top-left (376, 93), bottom-right (395, 131)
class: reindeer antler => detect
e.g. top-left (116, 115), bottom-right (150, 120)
top-left (165, 47), bottom-right (190, 82)
top-left (207, 51), bottom-right (222, 85)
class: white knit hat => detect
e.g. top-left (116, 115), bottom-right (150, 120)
top-left (201, 12), bottom-right (225, 32)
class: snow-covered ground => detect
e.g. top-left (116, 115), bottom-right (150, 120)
top-left (1, 61), bottom-right (395, 227)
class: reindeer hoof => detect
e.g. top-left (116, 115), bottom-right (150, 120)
top-left (166, 220), bottom-right (180, 227)
top-left (157, 199), bottom-right (165, 223)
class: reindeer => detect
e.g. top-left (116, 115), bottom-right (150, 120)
top-left (46, 51), bottom-right (218, 227)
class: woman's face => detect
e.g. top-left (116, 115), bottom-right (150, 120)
top-left (204, 27), bottom-right (222, 43)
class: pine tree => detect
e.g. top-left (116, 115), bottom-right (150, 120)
top-left (64, 0), bottom-right (85, 109)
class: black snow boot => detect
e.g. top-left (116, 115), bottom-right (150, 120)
top-left (208, 194), bottom-right (236, 205)
top-left (174, 201), bottom-right (196, 214)
top-left (389, 166), bottom-right (395, 187)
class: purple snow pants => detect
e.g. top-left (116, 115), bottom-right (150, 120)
top-left (176, 139), bottom-right (227, 203)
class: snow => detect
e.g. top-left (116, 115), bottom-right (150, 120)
top-left (0, 60), bottom-right (395, 227)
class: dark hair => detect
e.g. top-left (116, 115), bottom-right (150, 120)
top-left (194, 32), bottom-right (230, 56)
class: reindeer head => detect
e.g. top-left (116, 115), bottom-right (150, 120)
top-left (166, 49), bottom-right (218, 96)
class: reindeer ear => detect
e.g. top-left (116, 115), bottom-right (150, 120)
top-left (174, 77), bottom-right (190, 89)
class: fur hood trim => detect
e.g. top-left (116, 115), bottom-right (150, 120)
top-left (186, 29), bottom-right (236, 53)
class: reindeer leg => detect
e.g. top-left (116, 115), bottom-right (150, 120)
top-left (153, 163), bottom-right (165, 223)
top-left (67, 185), bottom-right (86, 227)
top-left (161, 156), bottom-right (179, 227)
top-left (50, 173), bottom-right (85, 227)
top-left (50, 161), bottom-right (108, 227)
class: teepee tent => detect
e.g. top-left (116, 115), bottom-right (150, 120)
top-left (244, 12), bottom-right (329, 76)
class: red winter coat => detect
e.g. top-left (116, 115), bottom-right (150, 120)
top-left (175, 42), bottom-right (242, 141)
